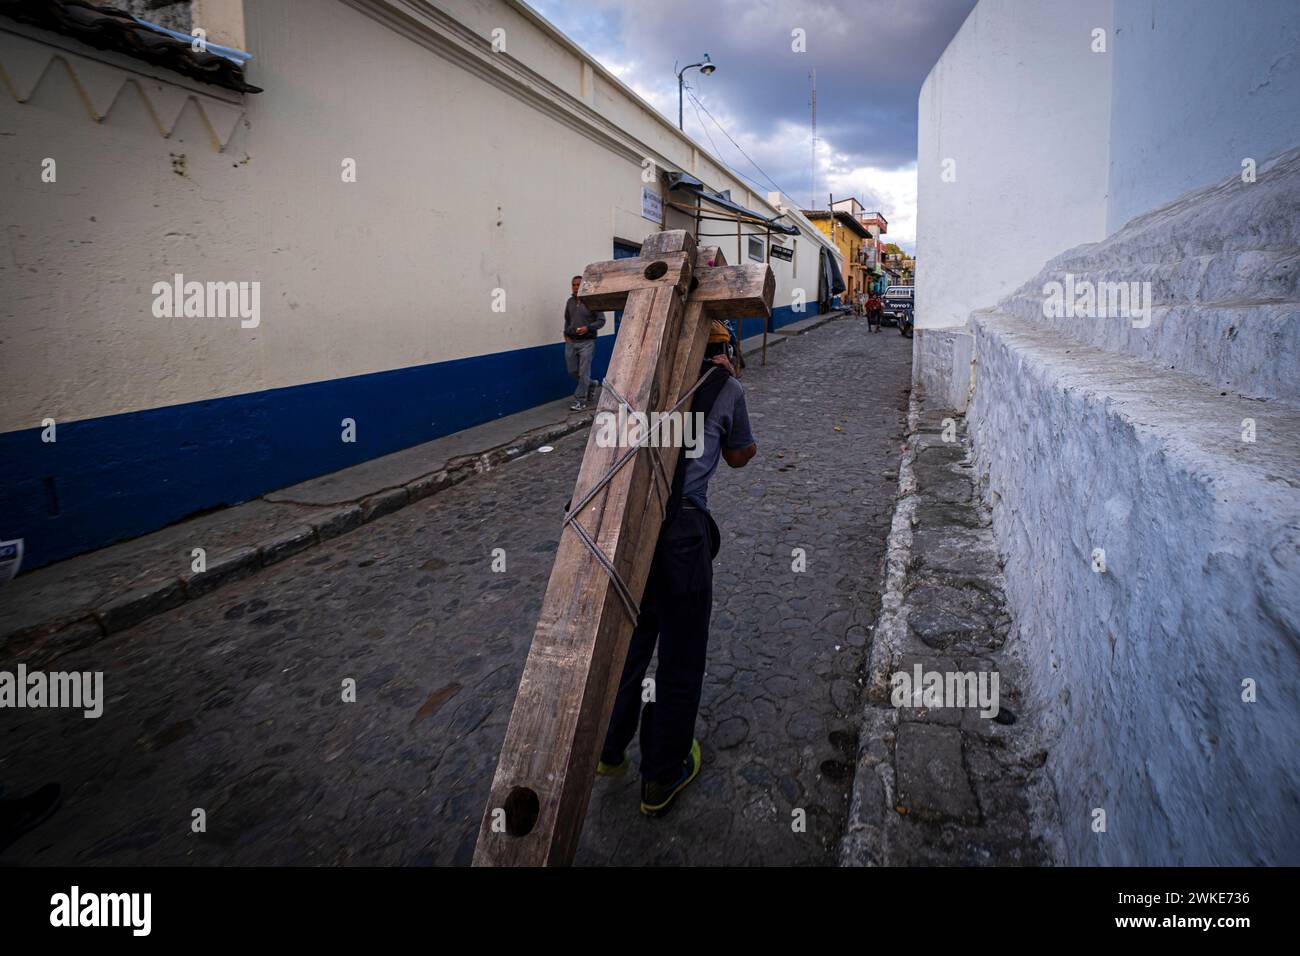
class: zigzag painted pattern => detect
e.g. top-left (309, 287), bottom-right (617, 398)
top-left (0, 30), bottom-right (244, 150)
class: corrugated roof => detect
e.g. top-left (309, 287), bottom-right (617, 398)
top-left (801, 209), bottom-right (872, 239)
top-left (0, 0), bottom-right (262, 93)
top-left (665, 171), bottom-right (800, 236)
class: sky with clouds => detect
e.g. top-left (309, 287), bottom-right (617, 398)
top-left (526, 0), bottom-right (977, 253)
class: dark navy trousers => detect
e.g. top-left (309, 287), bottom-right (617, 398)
top-left (601, 505), bottom-right (717, 783)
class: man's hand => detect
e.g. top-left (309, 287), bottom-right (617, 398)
top-left (722, 442), bottom-right (757, 468)
top-left (575, 326), bottom-right (587, 336)
top-left (710, 353), bottom-right (735, 377)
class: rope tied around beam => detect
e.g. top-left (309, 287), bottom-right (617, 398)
top-left (562, 365), bottom-right (720, 624)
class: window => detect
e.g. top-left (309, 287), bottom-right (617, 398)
top-left (748, 236), bottom-right (765, 262)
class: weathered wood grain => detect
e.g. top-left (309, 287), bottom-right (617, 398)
top-left (473, 229), bottom-right (773, 866)
top-left (575, 250), bottom-right (692, 312)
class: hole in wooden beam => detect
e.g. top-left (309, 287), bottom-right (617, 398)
top-left (689, 276), bottom-right (700, 293)
top-left (503, 786), bottom-right (540, 836)
top-left (643, 261), bottom-right (668, 280)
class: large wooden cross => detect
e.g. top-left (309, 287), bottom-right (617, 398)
top-left (473, 229), bottom-right (774, 866)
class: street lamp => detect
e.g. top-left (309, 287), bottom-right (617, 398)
top-left (677, 54), bottom-right (716, 131)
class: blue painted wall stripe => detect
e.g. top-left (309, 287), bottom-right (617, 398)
top-left (1, 333), bottom-right (621, 571)
top-left (2, 301), bottom-right (820, 571)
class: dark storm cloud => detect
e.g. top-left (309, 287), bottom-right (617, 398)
top-left (532, 0), bottom-right (976, 173)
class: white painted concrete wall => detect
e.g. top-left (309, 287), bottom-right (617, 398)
top-left (969, 306), bottom-right (1300, 866)
top-left (914, 0), bottom-right (1113, 331)
top-left (913, 0), bottom-right (1300, 865)
top-left (1107, 0), bottom-right (1300, 232)
top-left (917, 0), bottom-right (1300, 335)
top-left (0, 0), bottom-right (834, 434)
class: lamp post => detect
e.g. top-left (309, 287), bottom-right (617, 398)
top-left (677, 54), bottom-right (716, 130)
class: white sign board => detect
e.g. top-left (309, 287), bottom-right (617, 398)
top-left (641, 186), bottom-right (662, 223)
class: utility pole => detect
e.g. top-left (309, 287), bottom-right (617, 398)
top-left (809, 69), bottom-right (817, 209)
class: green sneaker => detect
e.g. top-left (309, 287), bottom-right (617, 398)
top-left (640, 739), bottom-right (701, 817)
top-left (596, 753), bottom-right (629, 776)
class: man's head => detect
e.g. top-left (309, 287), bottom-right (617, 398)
top-left (705, 339), bottom-right (735, 366)
top-left (571, 275), bottom-right (582, 296)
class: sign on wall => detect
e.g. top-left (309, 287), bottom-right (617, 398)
top-left (769, 244), bottom-right (794, 261)
top-left (641, 186), bottom-right (662, 223)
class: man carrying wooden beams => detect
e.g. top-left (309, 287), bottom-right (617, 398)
top-left (474, 230), bottom-right (773, 866)
top-left (595, 299), bottom-right (757, 817)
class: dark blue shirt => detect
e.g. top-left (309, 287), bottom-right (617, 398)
top-left (681, 376), bottom-right (754, 511)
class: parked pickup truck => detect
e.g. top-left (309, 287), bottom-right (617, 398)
top-left (881, 286), bottom-right (914, 327)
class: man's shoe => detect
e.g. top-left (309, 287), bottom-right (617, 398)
top-left (596, 753), bottom-right (629, 776)
top-left (569, 400), bottom-right (587, 411)
top-left (640, 739), bottom-right (701, 817)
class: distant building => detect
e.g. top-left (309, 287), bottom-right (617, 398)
top-left (801, 198), bottom-right (884, 300)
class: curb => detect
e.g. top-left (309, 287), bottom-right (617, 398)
top-left (838, 386), bottom-right (921, 866)
top-left (837, 389), bottom-right (1062, 867)
top-left (772, 310), bottom-right (847, 336)
top-left (2, 411), bottom-right (595, 666)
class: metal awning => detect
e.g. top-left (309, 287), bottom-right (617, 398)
top-left (663, 172), bottom-right (799, 236)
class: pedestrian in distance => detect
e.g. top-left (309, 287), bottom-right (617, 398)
top-left (564, 274), bottom-right (606, 410)
top-left (866, 292), bottom-right (883, 332)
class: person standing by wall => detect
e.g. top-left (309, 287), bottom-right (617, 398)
top-left (564, 274), bottom-right (605, 410)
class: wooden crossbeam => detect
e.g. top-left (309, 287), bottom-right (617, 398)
top-left (690, 265), bottom-right (776, 319)
top-left (574, 250), bottom-right (693, 311)
top-left (473, 229), bottom-right (772, 866)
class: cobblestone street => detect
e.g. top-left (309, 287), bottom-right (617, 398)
top-left (2, 318), bottom-right (912, 866)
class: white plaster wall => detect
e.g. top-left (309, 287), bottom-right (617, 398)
top-left (995, 146), bottom-right (1300, 402)
top-left (0, 0), bottom-right (834, 433)
top-left (968, 312), bottom-right (1300, 865)
top-left (913, 326), bottom-right (973, 411)
top-left (915, 0), bottom-right (1113, 331)
top-left (1107, 0), bottom-right (1300, 232)
top-left (915, 0), bottom-right (1300, 865)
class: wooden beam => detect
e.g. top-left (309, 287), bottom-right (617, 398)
top-left (661, 243), bottom-right (727, 420)
top-left (473, 231), bottom-right (773, 866)
top-left (643, 243), bottom-right (724, 515)
top-left (474, 232), bottom-right (695, 867)
top-left (575, 250), bottom-right (692, 312)
top-left (690, 264), bottom-right (774, 320)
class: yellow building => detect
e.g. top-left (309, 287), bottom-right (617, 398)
top-left (802, 197), bottom-right (886, 300)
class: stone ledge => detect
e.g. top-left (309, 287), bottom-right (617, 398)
top-left (967, 311), bottom-right (1300, 865)
top-left (993, 144), bottom-right (1300, 401)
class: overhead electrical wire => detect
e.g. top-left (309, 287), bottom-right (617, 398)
top-left (685, 88), bottom-right (803, 211)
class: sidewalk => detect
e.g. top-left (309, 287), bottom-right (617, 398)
top-left (1, 397), bottom-right (595, 665)
top-left (2, 310), bottom-right (847, 665)
top-left (838, 393), bottom-right (1063, 865)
